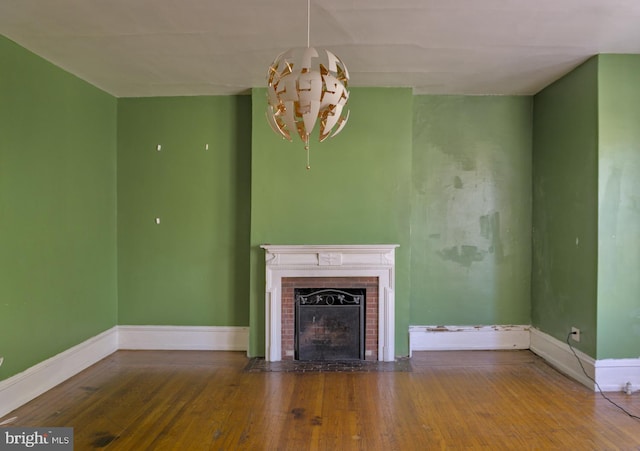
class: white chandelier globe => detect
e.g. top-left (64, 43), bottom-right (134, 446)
top-left (266, 46), bottom-right (350, 147)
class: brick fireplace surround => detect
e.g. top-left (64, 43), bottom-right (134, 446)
top-left (260, 245), bottom-right (398, 362)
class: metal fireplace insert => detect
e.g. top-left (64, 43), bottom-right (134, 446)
top-left (295, 288), bottom-right (365, 360)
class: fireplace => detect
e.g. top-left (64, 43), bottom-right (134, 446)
top-left (295, 288), bottom-right (364, 360)
top-left (260, 244), bottom-right (398, 362)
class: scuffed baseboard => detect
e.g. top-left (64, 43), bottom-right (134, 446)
top-left (411, 325), bottom-right (640, 392)
top-left (409, 325), bottom-right (530, 355)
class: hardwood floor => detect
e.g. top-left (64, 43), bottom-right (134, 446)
top-left (2, 350), bottom-right (639, 450)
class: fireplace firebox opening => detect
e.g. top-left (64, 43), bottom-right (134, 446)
top-left (282, 276), bottom-right (379, 361)
top-left (295, 288), bottom-right (365, 361)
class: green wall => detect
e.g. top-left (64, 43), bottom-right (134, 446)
top-left (117, 96), bottom-right (251, 326)
top-left (3, 29), bottom-right (639, 375)
top-left (532, 58), bottom-right (599, 356)
top-left (411, 96), bottom-right (532, 325)
top-left (249, 88), bottom-right (413, 357)
top-left (597, 55), bottom-right (640, 359)
top-left (0, 36), bottom-right (117, 379)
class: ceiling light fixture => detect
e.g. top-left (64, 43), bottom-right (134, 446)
top-left (266, 0), bottom-right (350, 170)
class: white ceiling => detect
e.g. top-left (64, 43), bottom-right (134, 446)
top-left (1, 0), bottom-right (640, 98)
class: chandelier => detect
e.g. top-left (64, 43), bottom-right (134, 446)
top-left (266, 0), bottom-right (350, 169)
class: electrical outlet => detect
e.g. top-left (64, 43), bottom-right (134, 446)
top-left (571, 327), bottom-right (580, 342)
top-left (0, 356), bottom-right (3, 367)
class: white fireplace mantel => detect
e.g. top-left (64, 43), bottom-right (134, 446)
top-left (260, 244), bottom-right (399, 362)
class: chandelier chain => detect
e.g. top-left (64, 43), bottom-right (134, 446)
top-left (307, 0), bottom-right (310, 48)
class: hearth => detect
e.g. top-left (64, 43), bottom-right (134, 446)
top-left (295, 288), bottom-right (365, 360)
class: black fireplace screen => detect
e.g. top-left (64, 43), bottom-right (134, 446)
top-left (295, 288), bottom-right (365, 361)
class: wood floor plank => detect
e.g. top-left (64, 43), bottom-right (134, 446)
top-left (1, 350), bottom-right (639, 450)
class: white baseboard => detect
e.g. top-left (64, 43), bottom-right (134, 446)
top-left (0, 327), bottom-right (118, 418)
top-left (529, 328), bottom-right (640, 392)
top-left (2, 323), bottom-right (636, 419)
top-left (0, 325), bottom-right (249, 419)
top-left (529, 327), bottom-right (596, 390)
top-left (412, 325), bottom-right (640, 392)
top-left (117, 325), bottom-right (250, 352)
top-left (595, 358), bottom-right (640, 393)
top-left (409, 325), bottom-right (530, 355)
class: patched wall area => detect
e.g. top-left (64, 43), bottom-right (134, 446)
top-left (410, 96), bottom-right (532, 326)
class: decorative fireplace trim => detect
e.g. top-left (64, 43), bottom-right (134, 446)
top-left (260, 244), bottom-right (399, 362)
